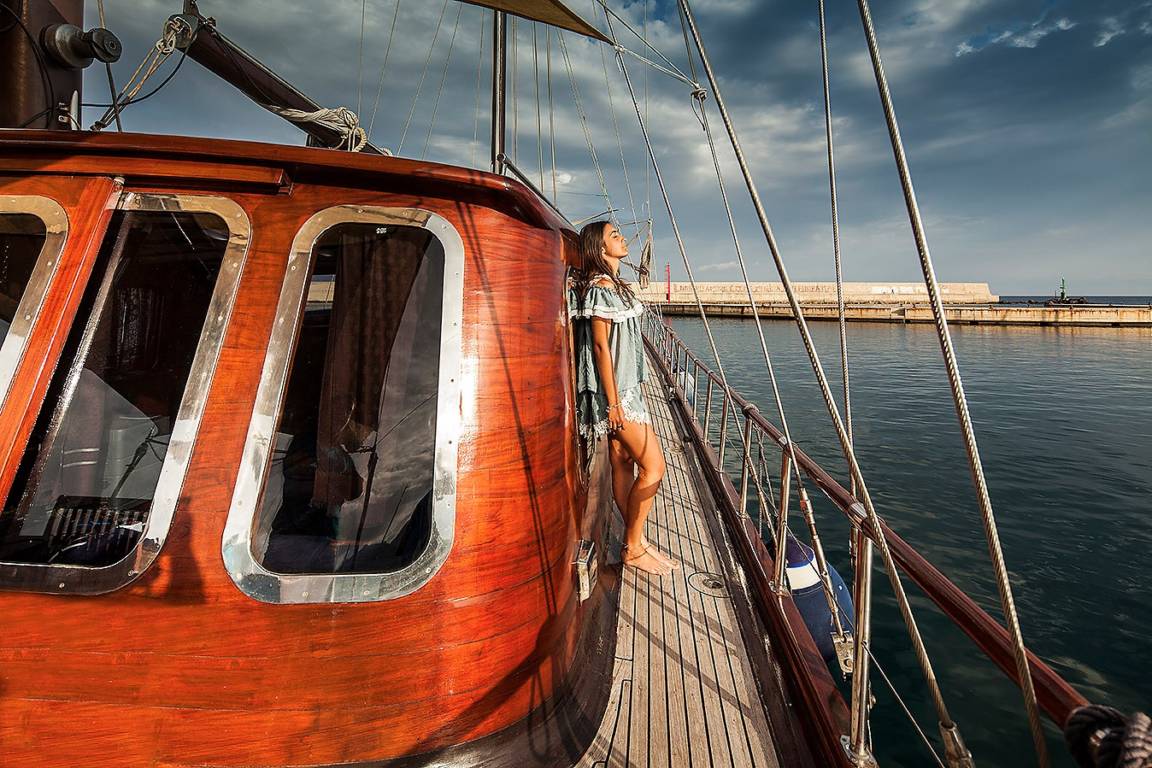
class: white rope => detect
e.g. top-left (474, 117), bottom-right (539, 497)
top-left (264, 105), bottom-right (370, 152)
top-left (93, 16), bottom-right (186, 130)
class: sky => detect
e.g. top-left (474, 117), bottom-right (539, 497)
top-left (80, 0), bottom-right (1152, 295)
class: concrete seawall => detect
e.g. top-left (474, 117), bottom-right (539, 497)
top-left (638, 283), bottom-right (1151, 327)
top-left (638, 281), bottom-right (1000, 305)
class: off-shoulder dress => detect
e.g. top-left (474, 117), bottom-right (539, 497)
top-left (568, 275), bottom-right (650, 440)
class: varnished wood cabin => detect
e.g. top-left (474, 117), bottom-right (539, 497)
top-left (0, 130), bottom-right (627, 766)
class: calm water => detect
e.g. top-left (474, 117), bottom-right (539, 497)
top-left (668, 317), bottom-right (1151, 768)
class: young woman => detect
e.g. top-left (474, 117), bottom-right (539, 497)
top-left (569, 220), bottom-right (677, 576)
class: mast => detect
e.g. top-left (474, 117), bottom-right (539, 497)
top-left (0, 0), bottom-right (120, 130)
top-left (491, 10), bottom-right (508, 173)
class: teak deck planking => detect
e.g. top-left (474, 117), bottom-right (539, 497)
top-left (576, 374), bottom-right (780, 768)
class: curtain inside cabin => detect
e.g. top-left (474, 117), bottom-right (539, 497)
top-left (260, 223), bottom-right (444, 575)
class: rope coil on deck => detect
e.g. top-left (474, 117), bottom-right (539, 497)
top-left (1066, 705), bottom-right (1152, 768)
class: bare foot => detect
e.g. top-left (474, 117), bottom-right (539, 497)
top-left (622, 544), bottom-right (671, 575)
top-left (641, 537), bottom-right (680, 569)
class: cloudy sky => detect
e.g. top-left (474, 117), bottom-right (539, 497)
top-left (82, 0), bottom-right (1151, 294)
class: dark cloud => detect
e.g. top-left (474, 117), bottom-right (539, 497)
top-left (81, 0), bottom-right (1150, 293)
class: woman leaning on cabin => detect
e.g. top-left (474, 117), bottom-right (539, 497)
top-left (569, 221), bottom-right (678, 576)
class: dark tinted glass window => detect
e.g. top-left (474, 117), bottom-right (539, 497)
top-left (0, 211), bottom-right (227, 567)
top-left (256, 223), bottom-right (444, 575)
top-left (0, 213), bottom-right (47, 346)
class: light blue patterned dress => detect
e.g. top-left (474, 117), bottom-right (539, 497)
top-left (568, 275), bottom-right (650, 440)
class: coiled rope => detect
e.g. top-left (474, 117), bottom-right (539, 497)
top-left (1066, 705), bottom-right (1152, 768)
top-left (263, 106), bottom-right (369, 152)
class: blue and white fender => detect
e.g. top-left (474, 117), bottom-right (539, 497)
top-left (785, 535), bottom-right (855, 665)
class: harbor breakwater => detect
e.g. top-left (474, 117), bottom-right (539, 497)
top-left (638, 282), bottom-right (1151, 327)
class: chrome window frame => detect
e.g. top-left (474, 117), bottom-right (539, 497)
top-left (0, 195), bottom-right (69, 410)
top-left (0, 192), bottom-right (251, 595)
top-left (222, 206), bottom-right (464, 604)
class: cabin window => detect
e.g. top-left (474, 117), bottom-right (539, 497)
top-left (223, 206), bottom-right (463, 604)
top-left (0, 195), bottom-right (249, 593)
top-left (0, 215), bottom-right (45, 344)
top-left (0, 197), bottom-right (68, 408)
top-left (258, 222), bottom-right (442, 574)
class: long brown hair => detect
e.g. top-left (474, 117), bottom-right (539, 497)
top-left (573, 220), bottom-right (636, 306)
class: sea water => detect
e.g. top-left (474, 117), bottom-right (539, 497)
top-left (668, 315), bottom-right (1151, 768)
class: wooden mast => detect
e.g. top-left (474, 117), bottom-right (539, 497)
top-left (491, 10), bottom-right (507, 173)
top-left (0, 0), bottom-right (85, 130)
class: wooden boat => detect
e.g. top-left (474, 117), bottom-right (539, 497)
top-left (0, 2), bottom-right (1138, 767)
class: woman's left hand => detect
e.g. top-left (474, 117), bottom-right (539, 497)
top-left (607, 403), bottom-right (625, 432)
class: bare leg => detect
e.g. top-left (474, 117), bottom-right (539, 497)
top-left (611, 421), bottom-right (671, 575)
top-left (610, 434), bottom-right (677, 569)
top-left (607, 438), bottom-right (634, 513)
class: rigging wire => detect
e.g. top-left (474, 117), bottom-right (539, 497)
top-left (421, 1), bottom-right (464, 159)
top-left (642, 0), bottom-right (653, 250)
top-left (82, 50), bottom-right (189, 109)
top-left (547, 29), bottom-right (558, 201)
top-left (366, 0), bottom-right (402, 141)
top-left (557, 32), bottom-right (613, 219)
top-left (397, 0), bottom-right (449, 155)
top-left (602, 15), bottom-right (796, 633)
top-left (817, 0), bottom-right (853, 466)
top-left (854, 0), bottom-right (1047, 761)
top-left (866, 645), bottom-right (948, 768)
top-left (590, 0), bottom-right (693, 85)
top-left (674, 1), bottom-right (965, 755)
top-left (356, 0), bottom-right (367, 118)
top-left (814, 0), bottom-right (876, 753)
top-left (471, 14), bottom-right (487, 168)
top-left (673, 0), bottom-right (848, 649)
top-left (615, 45), bottom-right (698, 88)
top-left (593, 1), bottom-right (642, 247)
top-left (533, 23), bottom-right (544, 190)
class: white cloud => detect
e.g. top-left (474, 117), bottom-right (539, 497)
top-left (1095, 17), bottom-right (1125, 47)
top-left (955, 14), bottom-right (1076, 56)
top-left (698, 260), bottom-right (739, 273)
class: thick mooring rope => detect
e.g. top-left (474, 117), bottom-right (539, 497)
top-left (1066, 706), bottom-right (1152, 768)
